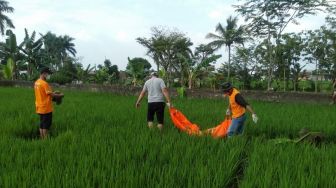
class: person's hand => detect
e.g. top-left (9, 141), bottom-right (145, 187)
top-left (252, 114), bottom-right (258, 124)
top-left (166, 103), bottom-right (172, 108)
top-left (226, 109), bottom-right (231, 116)
top-left (135, 102), bottom-right (140, 108)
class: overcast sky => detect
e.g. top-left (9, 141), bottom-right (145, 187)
top-left (9, 0), bottom-right (329, 70)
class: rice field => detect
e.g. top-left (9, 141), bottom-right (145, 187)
top-left (0, 87), bottom-right (336, 187)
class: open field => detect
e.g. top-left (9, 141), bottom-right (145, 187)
top-left (0, 87), bottom-right (336, 187)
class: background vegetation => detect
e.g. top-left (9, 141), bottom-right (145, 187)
top-left (1, 87), bottom-right (335, 187)
top-left (0, 0), bottom-right (335, 92)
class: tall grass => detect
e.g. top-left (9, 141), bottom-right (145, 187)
top-left (240, 138), bottom-right (336, 188)
top-left (0, 87), bottom-right (246, 187)
top-left (0, 87), bottom-right (335, 187)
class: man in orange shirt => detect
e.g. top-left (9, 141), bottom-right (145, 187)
top-left (221, 82), bottom-right (258, 137)
top-left (34, 67), bottom-right (63, 139)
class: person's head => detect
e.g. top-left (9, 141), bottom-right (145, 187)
top-left (40, 67), bottom-right (52, 80)
top-left (221, 82), bottom-right (234, 96)
top-left (150, 71), bottom-right (158, 78)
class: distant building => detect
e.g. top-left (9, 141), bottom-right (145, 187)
top-left (119, 71), bottom-right (127, 82)
top-left (299, 70), bottom-right (332, 81)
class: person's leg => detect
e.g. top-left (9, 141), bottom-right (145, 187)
top-left (41, 129), bottom-right (48, 139)
top-left (148, 122), bottom-right (154, 128)
top-left (40, 112), bottom-right (52, 139)
top-left (227, 118), bottom-right (239, 137)
top-left (46, 112), bottom-right (52, 137)
top-left (156, 102), bottom-right (165, 131)
top-left (236, 114), bottom-right (247, 135)
top-left (147, 103), bottom-right (155, 128)
top-left (39, 114), bottom-right (43, 138)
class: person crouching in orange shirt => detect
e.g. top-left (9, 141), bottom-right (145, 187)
top-left (221, 82), bottom-right (258, 137)
top-left (34, 67), bottom-right (63, 139)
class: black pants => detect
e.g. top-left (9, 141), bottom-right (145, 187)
top-left (147, 102), bottom-right (165, 124)
top-left (39, 112), bottom-right (52, 129)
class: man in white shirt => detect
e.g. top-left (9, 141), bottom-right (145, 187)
top-left (136, 72), bottom-right (171, 130)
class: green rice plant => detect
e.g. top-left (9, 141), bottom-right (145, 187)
top-left (0, 87), bottom-right (246, 187)
top-left (1, 87), bottom-right (335, 187)
top-left (241, 138), bottom-right (336, 188)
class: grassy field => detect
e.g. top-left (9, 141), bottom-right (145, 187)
top-left (0, 87), bottom-right (336, 187)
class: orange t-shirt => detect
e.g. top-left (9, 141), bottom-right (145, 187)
top-left (34, 78), bottom-right (53, 114)
top-left (229, 88), bottom-right (246, 118)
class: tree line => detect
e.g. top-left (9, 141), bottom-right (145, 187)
top-left (0, 0), bottom-right (335, 92)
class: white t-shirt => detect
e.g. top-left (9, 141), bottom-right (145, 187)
top-left (142, 77), bottom-right (166, 103)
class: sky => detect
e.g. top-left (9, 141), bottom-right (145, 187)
top-left (9, 0), bottom-right (330, 70)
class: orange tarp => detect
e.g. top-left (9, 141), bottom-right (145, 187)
top-left (169, 107), bottom-right (232, 138)
top-left (204, 118), bottom-right (232, 138)
top-left (169, 107), bottom-right (201, 135)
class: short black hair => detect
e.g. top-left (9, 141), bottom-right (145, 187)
top-left (221, 82), bottom-right (233, 93)
top-left (40, 67), bottom-right (52, 74)
top-left (151, 71), bottom-right (158, 77)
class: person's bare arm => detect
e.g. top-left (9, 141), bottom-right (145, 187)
top-left (246, 105), bottom-right (256, 115)
top-left (246, 105), bottom-right (258, 123)
top-left (135, 90), bottom-right (146, 108)
top-left (50, 92), bottom-right (64, 98)
top-left (162, 88), bottom-right (171, 104)
top-left (226, 104), bottom-right (231, 115)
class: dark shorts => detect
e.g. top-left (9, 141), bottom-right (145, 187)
top-left (39, 112), bottom-right (52, 130)
top-left (147, 102), bottom-right (165, 124)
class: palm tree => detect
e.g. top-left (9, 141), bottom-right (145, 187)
top-left (0, 0), bottom-right (14, 35)
top-left (40, 32), bottom-right (77, 70)
top-left (206, 16), bottom-right (245, 81)
top-left (41, 32), bottom-right (61, 69)
top-left (60, 35), bottom-right (76, 57)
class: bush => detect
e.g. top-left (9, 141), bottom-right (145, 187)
top-left (298, 80), bottom-right (316, 92)
top-left (177, 87), bottom-right (186, 98)
top-left (49, 72), bottom-right (73, 85)
top-left (251, 80), bottom-right (267, 90)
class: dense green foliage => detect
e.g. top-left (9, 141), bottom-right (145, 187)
top-left (0, 87), bottom-right (336, 187)
top-left (1, 0), bottom-right (336, 90)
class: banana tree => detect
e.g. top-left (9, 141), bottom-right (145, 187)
top-left (1, 57), bottom-right (14, 80)
top-left (19, 29), bottom-right (43, 80)
top-left (0, 30), bottom-right (24, 80)
top-left (178, 45), bottom-right (221, 89)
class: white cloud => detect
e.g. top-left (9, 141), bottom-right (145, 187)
top-left (73, 30), bottom-right (94, 42)
top-left (285, 13), bottom-right (327, 33)
top-left (209, 10), bottom-right (223, 20)
top-left (208, 5), bottom-right (236, 21)
top-left (7, 0), bottom-right (329, 70)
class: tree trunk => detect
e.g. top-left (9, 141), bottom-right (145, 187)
top-left (133, 77), bottom-right (136, 87)
top-left (12, 58), bottom-right (16, 80)
top-left (283, 65), bottom-right (286, 92)
top-left (188, 73), bottom-right (193, 89)
top-left (228, 46), bottom-right (231, 81)
top-left (315, 59), bottom-right (318, 93)
top-left (163, 66), bottom-right (169, 87)
top-left (180, 63), bottom-right (184, 87)
top-left (266, 14), bottom-right (273, 91)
